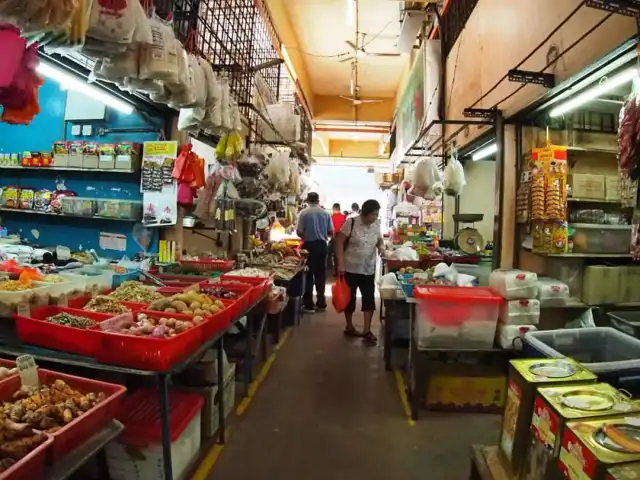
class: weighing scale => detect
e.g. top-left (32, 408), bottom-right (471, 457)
top-left (453, 213), bottom-right (485, 254)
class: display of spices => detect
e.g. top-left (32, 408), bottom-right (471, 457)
top-left (108, 281), bottom-right (163, 303)
top-left (0, 281), bottom-right (30, 292)
top-left (45, 312), bottom-right (95, 329)
top-left (5, 379), bottom-right (105, 432)
top-left (0, 416), bottom-right (47, 472)
top-left (83, 296), bottom-right (130, 314)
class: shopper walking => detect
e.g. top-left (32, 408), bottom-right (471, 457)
top-left (328, 203), bottom-right (347, 275)
top-left (297, 192), bottom-right (333, 313)
top-left (334, 199), bottom-right (384, 345)
top-left (347, 202), bottom-right (360, 219)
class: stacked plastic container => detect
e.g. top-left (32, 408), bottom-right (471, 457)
top-left (490, 269), bottom-right (539, 349)
top-left (413, 285), bottom-right (502, 349)
top-left (536, 276), bottom-right (570, 307)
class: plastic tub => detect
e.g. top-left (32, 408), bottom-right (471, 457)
top-left (107, 389), bottom-right (203, 480)
top-left (180, 259), bottom-right (234, 272)
top-left (489, 269), bottom-right (538, 299)
top-left (64, 268), bottom-right (114, 294)
top-left (111, 270), bottom-right (141, 288)
top-left (414, 286), bottom-right (501, 349)
top-left (199, 282), bottom-right (251, 311)
top-left (33, 274), bottom-right (86, 303)
top-left (67, 295), bottom-right (148, 312)
top-left (0, 284), bottom-right (51, 317)
top-left (523, 328), bottom-right (640, 391)
top-left (0, 433), bottom-right (53, 480)
top-left (94, 312), bottom-right (205, 371)
top-left (14, 306), bottom-right (113, 356)
top-left (536, 276), bottom-right (570, 307)
top-left (0, 369), bottom-right (125, 461)
top-left (608, 311), bottom-right (640, 338)
top-left (571, 223), bottom-right (631, 253)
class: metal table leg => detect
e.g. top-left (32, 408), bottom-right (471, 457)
top-left (254, 313), bottom-right (268, 362)
top-left (383, 300), bottom-right (394, 371)
top-left (243, 313), bottom-right (254, 395)
top-left (217, 337), bottom-right (225, 444)
top-left (158, 373), bottom-right (173, 480)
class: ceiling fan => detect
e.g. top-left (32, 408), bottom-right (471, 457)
top-left (339, 34), bottom-right (401, 63)
top-left (339, 63), bottom-right (385, 106)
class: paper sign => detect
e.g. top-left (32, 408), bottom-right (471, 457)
top-left (16, 355), bottom-right (38, 387)
top-left (99, 232), bottom-right (127, 252)
top-left (16, 303), bottom-right (30, 317)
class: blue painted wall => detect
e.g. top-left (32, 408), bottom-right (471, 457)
top-left (0, 79), bottom-right (166, 257)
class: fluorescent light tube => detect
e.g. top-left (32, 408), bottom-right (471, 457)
top-left (346, 0), bottom-right (355, 27)
top-left (37, 60), bottom-right (134, 114)
top-left (472, 143), bottom-right (497, 161)
top-left (549, 67), bottom-right (638, 118)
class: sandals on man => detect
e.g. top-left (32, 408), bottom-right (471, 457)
top-left (344, 326), bottom-right (361, 337)
top-left (362, 331), bottom-right (378, 346)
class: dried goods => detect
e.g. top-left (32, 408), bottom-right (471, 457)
top-left (103, 312), bottom-right (203, 338)
top-left (226, 268), bottom-right (271, 278)
top-left (108, 281), bottom-right (163, 303)
top-left (147, 291), bottom-right (224, 317)
top-left (0, 281), bottom-right (30, 292)
top-left (45, 312), bottom-right (95, 329)
top-left (200, 286), bottom-right (240, 299)
top-left (3, 380), bottom-right (105, 434)
top-left (0, 368), bottom-right (17, 381)
top-left (42, 274), bottom-right (68, 283)
top-left (0, 416), bottom-right (47, 472)
top-left (83, 296), bottom-right (130, 314)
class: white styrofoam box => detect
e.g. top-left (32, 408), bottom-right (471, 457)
top-left (105, 410), bottom-right (202, 480)
top-left (499, 299), bottom-right (540, 325)
top-left (497, 324), bottom-right (537, 350)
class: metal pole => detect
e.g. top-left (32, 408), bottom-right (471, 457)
top-left (217, 337), bottom-right (226, 443)
top-left (493, 111), bottom-right (505, 270)
top-left (513, 123), bottom-right (523, 268)
top-left (158, 373), bottom-right (173, 480)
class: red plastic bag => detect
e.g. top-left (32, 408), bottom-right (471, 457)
top-left (332, 276), bottom-right (351, 313)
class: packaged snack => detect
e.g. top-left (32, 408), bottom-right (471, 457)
top-left (98, 144), bottom-right (115, 169)
top-left (69, 141), bottom-right (84, 168)
top-left (18, 188), bottom-right (35, 209)
top-left (41, 152), bottom-right (53, 167)
top-left (34, 190), bottom-right (52, 211)
top-left (2, 186), bottom-right (19, 208)
top-left (49, 190), bottom-right (77, 214)
top-left (83, 142), bottom-right (99, 169)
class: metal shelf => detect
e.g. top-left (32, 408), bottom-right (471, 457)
top-left (567, 197), bottom-right (620, 204)
top-left (0, 208), bottom-right (139, 223)
top-left (566, 146), bottom-right (617, 154)
top-left (0, 165), bottom-right (137, 174)
top-left (569, 223), bottom-right (631, 230)
top-left (540, 252), bottom-right (631, 258)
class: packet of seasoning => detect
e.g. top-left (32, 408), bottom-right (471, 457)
top-left (18, 188), bottom-right (35, 210)
top-left (34, 190), bottom-right (52, 211)
top-left (1, 187), bottom-right (19, 208)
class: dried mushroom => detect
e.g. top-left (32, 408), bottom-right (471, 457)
top-left (45, 312), bottom-right (95, 329)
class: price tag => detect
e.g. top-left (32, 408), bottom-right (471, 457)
top-left (16, 303), bottom-right (30, 317)
top-left (16, 355), bottom-right (38, 387)
top-left (57, 294), bottom-right (68, 307)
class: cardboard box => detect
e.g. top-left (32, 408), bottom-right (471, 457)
top-left (68, 141), bottom-right (84, 168)
top-left (569, 173), bottom-right (605, 199)
top-left (174, 349), bottom-right (230, 387)
top-left (582, 266), bottom-right (622, 305)
top-left (605, 175), bottom-right (621, 201)
top-left (426, 375), bottom-right (506, 412)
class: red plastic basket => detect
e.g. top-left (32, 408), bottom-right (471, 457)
top-left (115, 389), bottom-right (203, 448)
top-left (414, 286), bottom-right (501, 327)
top-left (385, 259), bottom-right (421, 271)
top-left (0, 433), bottom-right (53, 480)
top-left (180, 259), bottom-right (234, 272)
top-left (13, 306), bottom-right (113, 357)
top-left (94, 312), bottom-right (204, 371)
top-left (67, 295), bottom-right (148, 311)
top-left (202, 305), bottom-right (233, 340)
top-left (444, 254), bottom-right (482, 265)
top-left (199, 283), bottom-right (251, 311)
top-left (0, 369), bottom-right (125, 461)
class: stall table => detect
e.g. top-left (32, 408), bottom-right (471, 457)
top-left (0, 295), bottom-right (267, 480)
top-left (45, 420), bottom-right (123, 480)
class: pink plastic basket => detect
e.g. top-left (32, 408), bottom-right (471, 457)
top-left (414, 286), bottom-right (501, 327)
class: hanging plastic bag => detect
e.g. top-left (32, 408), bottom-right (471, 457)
top-left (413, 157), bottom-right (440, 189)
top-left (86, 0), bottom-right (137, 44)
top-left (132, 0), bottom-right (153, 45)
top-left (139, 17), bottom-right (178, 84)
top-left (332, 276), bottom-right (351, 313)
top-left (178, 107), bottom-right (205, 133)
top-left (265, 151), bottom-right (290, 186)
top-left (443, 149), bottom-right (466, 196)
top-left (220, 77), bottom-right (232, 131)
top-left (189, 55), bottom-right (207, 108)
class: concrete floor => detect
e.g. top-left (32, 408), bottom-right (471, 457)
top-left (209, 306), bottom-right (501, 479)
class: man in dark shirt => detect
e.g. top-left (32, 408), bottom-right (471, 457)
top-left (297, 192), bottom-right (333, 313)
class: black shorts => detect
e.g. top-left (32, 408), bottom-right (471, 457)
top-left (344, 272), bottom-right (376, 313)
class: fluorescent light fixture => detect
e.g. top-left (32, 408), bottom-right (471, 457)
top-left (346, 0), bottom-right (355, 27)
top-left (549, 67), bottom-right (638, 118)
top-left (37, 60), bottom-right (134, 114)
top-left (472, 143), bottom-right (497, 161)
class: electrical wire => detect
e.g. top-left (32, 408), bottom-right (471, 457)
top-left (469, 0), bottom-right (587, 109)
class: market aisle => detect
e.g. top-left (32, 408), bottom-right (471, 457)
top-left (208, 306), bottom-right (501, 479)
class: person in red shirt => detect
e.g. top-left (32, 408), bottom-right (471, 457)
top-left (328, 203), bottom-right (346, 275)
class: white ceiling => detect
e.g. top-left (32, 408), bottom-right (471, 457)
top-left (286, 0), bottom-right (408, 98)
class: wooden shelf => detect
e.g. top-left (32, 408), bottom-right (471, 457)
top-left (566, 146), bottom-right (617, 155)
top-left (569, 223), bottom-right (631, 230)
top-left (540, 252), bottom-right (631, 258)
